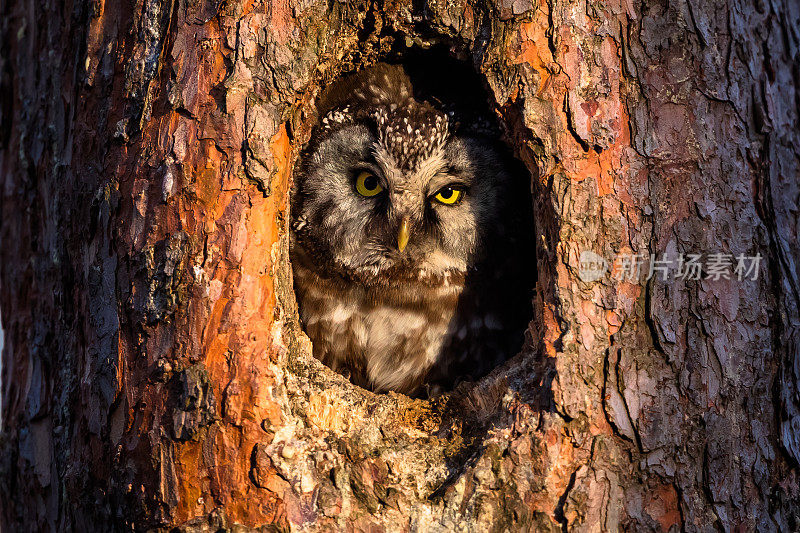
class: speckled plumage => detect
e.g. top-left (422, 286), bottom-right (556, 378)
top-left (290, 63), bottom-right (536, 397)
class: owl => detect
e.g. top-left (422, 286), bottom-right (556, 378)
top-left (290, 63), bottom-right (535, 397)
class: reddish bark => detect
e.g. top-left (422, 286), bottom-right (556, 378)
top-left (1, 0), bottom-right (798, 530)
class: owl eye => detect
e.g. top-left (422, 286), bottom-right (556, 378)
top-left (433, 185), bottom-right (464, 205)
top-left (354, 171), bottom-right (384, 197)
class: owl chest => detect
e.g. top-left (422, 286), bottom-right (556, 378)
top-left (314, 299), bottom-right (450, 388)
top-left (294, 269), bottom-right (461, 393)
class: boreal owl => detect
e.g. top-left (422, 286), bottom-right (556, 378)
top-left (290, 62), bottom-right (535, 397)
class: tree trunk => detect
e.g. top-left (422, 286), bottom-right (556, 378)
top-left (1, 0), bottom-right (798, 530)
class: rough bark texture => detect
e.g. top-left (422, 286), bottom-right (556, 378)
top-left (1, 0), bottom-right (799, 530)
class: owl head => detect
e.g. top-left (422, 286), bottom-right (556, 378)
top-left (291, 63), bottom-right (519, 285)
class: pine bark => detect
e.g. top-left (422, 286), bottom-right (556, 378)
top-left (1, 0), bottom-right (798, 530)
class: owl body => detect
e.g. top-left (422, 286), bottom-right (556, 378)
top-left (290, 63), bottom-right (534, 396)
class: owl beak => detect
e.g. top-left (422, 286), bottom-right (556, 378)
top-left (397, 217), bottom-right (410, 252)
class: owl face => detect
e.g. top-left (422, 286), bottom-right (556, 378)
top-left (293, 111), bottom-right (511, 284)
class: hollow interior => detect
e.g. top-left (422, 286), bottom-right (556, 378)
top-left (287, 45), bottom-right (539, 399)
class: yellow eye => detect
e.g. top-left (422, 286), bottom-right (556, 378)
top-left (355, 171), bottom-right (384, 197)
top-left (433, 186), bottom-right (464, 205)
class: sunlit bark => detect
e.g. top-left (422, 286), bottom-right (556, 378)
top-left (1, 0), bottom-right (798, 530)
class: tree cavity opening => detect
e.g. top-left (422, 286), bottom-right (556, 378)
top-left (287, 45), bottom-right (538, 400)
